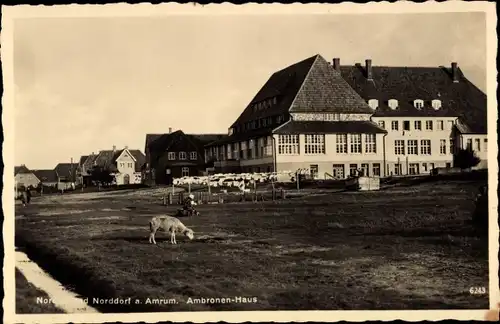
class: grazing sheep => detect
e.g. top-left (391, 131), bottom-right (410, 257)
top-left (148, 215), bottom-right (195, 245)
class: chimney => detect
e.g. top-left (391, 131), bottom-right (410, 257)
top-left (112, 145), bottom-right (116, 152)
top-left (168, 127), bottom-right (172, 134)
top-left (332, 58), bottom-right (340, 71)
top-left (451, 62), bottom-right (459, 83)
top-left (365, 59), bottom-right (373, 80)
top-left (124, 145), bottom-right (128, 149)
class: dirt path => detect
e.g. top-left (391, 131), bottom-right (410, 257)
top-left (15, 250), bottom-right (99, 314)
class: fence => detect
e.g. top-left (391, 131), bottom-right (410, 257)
top-left (161, 188), bottom-right (288, 206)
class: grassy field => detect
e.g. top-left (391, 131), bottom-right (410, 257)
top-left (15, 268), bottom-right (66, 314)
top-left (15, 179), bottom-right (489, 313)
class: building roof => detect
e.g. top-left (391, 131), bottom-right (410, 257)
top-left (205, 127), bottom-right (274, 147)
top-left (273, 120), bottom-right (387, 135)
top-left (339, 63), bottom-right (487, 134)
top-left (55, 163), bottom-right (77, 179)
top-left (148, 130), bottom-right (228, 151)
top-left (78, 155), bottom-right (90, 166)
top-left (230, 54), bottom-right (373, 128)
top-left (32, 169), bottom-right (58, 183)
top-left (14, 165), bottom-right (31, 175)
top-left (145, 133), bottom-right (163, 154)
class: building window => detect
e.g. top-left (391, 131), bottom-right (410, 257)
top-left (372, 163), bottom-right (381, 177)
top-left (466, 138), bottom-right (472, 150)
top-left (332, 164), bottom-right (345, 179)
top-left (395, 140), bottom-right (405, 155)
top-left (310, 165), bottom-right (319, 179)
top-left (181, 167), bottom-right (189, 177)
top-left (304, 135), bottom-right (326, 155)
top-left (394, 163), bottom-right (402, 176)
top-left (422, 163), bottom-right (428, 172)
top-left (484, 138), bottom-right (488, 152)
top-left (336, 134), bottom-right (347, 153)
top-left (349, 164), bottom-right (358, 177)
top-left (414, 100), bottom-right (424, 109)
top-left (350, 134), bottom-right (362, 154)
top-left (414, 121), bottom-right (422, 131)
top-left (437, 120), bottom-right (444, 130)
top-left (475, 138), bottom-right (481, 151)
top-left (278, 135), bottom-right (299, 155)
top-left (403, 121), bottom-right (410, 131)
top-left (190, 151), bottom-right (198, 160)
top-left (391, 121), bottom-right (399, 131)
top-left (450, 138), bottom-right (455, 155)
top-left (440, 139), bottom-right (447, 155)
top-left (119, 162), bottom-right (125, 168)
top-left (361, 163), bottom-right (369, 177)
top-left (128, 163), bottom-right (133, 168)
top-left (168, 152), bottom-right (176, 160)
top-left (378, 121), bottom-right (385, 129)
top-left (364, 134), bottom-right (376, 153)
top-left (426, 120), bottom-right (433, 130)
top-left (409, 163), bottom-right (419, 175)
top-left (420, 140), bottom-right (431, 155)
top-left (407, 140), bottom-right (418, 155)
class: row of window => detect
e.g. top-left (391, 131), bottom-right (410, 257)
top-left (368, 99), bottom-right (442, 110)
top-left (236, 114), bottom-right (285, 134)
top-left (251, 97), bottom-right (278, 113)
top-left (466, 138), bottom-right (488, 152)
top-left (277, 134), bottom-right (377, 155)
top-left (378, 119), bottom-right (455, 131)
top-left (330, 163), bottom-right (381, 179)
top-left (394, 139), bottom-right (434, 156)
top-left (118, 162), bottom-right (134, 169)
top-left (168, 151), bottom-right (198, 161)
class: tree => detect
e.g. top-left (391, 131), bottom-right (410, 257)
top-left (453, 148), bottom-right (481, 170)
top-left (90, 166), bottom-right (114, 187)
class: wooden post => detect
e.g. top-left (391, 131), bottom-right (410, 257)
top-left (168, 193), bottom-right (173, 205)
top-left (179, 192), bottom-right (184, 205)
top-left (163, 195), bottom-right (167, 206)
top-left (188, 181), bottom-right (191, 194)
top-left (296, 170), bottom-right (300, 190)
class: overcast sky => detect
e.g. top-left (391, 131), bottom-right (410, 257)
top-left (13, 11), bottom-right (487, 169)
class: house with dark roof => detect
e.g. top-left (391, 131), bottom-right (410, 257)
top-left (205, 54), bottom-right (488, 179)
top-left (89, 146), bottom-right (146, 185)
top-left (14, 164), bottom-right (41, 189)
top-left (54, 162), bottom-right (79, 190)
top-left (144, 129), bottom-right (227, 185)
top-left (32, 169), bottom-right (59, 187)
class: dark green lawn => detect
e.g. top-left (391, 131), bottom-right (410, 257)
top-left (15, 180), bottom-right (489, 313)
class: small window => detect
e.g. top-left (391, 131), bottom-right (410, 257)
top-left (179, 152), bottom-right (187, 160)
top-left (414, 121), bottom-right (422, 130)
top-left (368, 99), bottom-right (379, 110)
top-left (190, 152), bottom-right (197, 160)
top-left (391, 121), bottom-right (399, 131)
top-left (378, 121), bottom-right (385, 129)
top-left (168, 152), bottom-right (176, 160)
top-left (414, 99), bottom-right (424, 109)
top-left (403, 121), bottom-right (410, 131)
top-left (432, 99), bottom-right (442, 110)
top-left (388, 99), bottom-right (398, 110)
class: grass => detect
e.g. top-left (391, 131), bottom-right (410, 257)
top-left (15, 268), bottom-right (66, 314)
top-left (15, 179), bottom-right (489, 313)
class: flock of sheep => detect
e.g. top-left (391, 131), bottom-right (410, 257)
top-left (172, 170), bottom-right (310, 191)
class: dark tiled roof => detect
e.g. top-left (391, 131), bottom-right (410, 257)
top-left (14, 165), bottom-right (31, 175)
top-left (273, 121), bottom-right (387, 135)
top-left (55, 163), bottom-right (77, 179)
top-left (230, 54), bottom-right (372, 128)
top-left (94, 148), bottom-right (145, 172)
top-left (32, 169), bottom-right (58, 183)
top-left (205, 127), bottom-right (274, 146)
top-left (340, 64), bottom-right (487, 134)
top-left (79, 155), bottom-right (89, 166)
top-left (190, 134), bottom-right (228, 146)
top-left (129, 150), bottom-right (146, 172)
top-left (145, 134), bottom-right (163, 154)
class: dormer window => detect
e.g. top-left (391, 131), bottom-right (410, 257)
top-left (228, 128), bottom-right (234, 136)
top-left (368, 99), bottom-right (379, 110)
top-left (414, 99), bottom-right (424, 109)
top-left (431, 99), bottom-right (442, 110)
top-left (388, 99), bottom-right (398, 110)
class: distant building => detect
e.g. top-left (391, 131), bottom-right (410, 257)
top-left (14, 165), bottom-right (40, 189)
top-left (205, 54), bottom-right (487, 178)
top-left (55, 162), bottom-right (78, 190)
top-left (32, 169), bottom-right (59, 188)
top-left (144, 129), bottom-right (226, 185)
top-left (84, 146), bottom-right (146, 185)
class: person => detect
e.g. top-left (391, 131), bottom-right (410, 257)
top-left (182, 193), bottom-right (197, 216)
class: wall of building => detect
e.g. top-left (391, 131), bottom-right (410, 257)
top-left (371, 116), bottom-right (459, 175)
top-left (115, 150), bottom-right (138, 185)
top-left (459, 133), bottom-right (488, 169)
top-left (15, 173), bottom-right (40, 188)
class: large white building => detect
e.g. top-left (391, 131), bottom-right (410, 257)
top-left (205, 54), bottom-right (487, 179)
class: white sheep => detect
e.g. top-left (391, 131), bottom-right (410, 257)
top-left (148, 215), bottom-right (195, 245)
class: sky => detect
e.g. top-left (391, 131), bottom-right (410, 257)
top-left (13, 11), bottom-right (487, 169)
